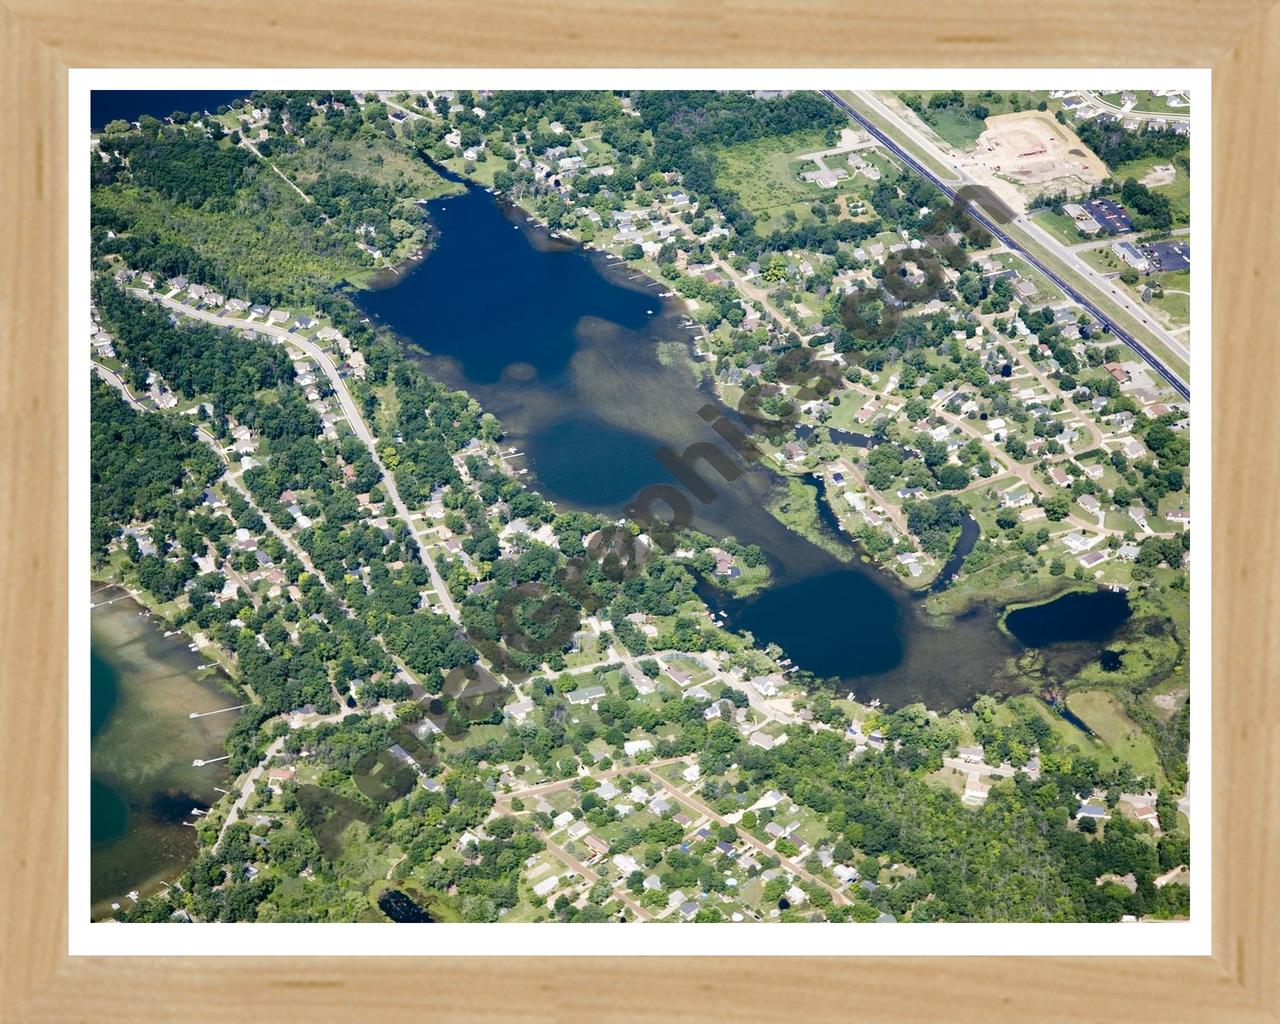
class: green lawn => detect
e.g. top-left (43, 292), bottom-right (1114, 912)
top-left (1115, 267), bottom-right (1192, 328)
top-left (1145, 288), bottom-right (1189, 327)
top-left (1032, 208), bottom-right (1097, 247)
top-left (715, 130), bottom-right (878, 232)
top-left (1147, 269), bottom-right (1191, 326)
top-left (823, 395), bottom-right (875, 432)
top-left (282, 132), bottom-right (459, 202)
top-left (1110, 154), bottom-right (1191, 227)
top-left (1079, 244), bottom-right (1123, 275)
top-left (1066, 690), bottom-right (1163, 783)
top-left (900, 91), bottom-right (1057, 150)
top-left (664, 655), bottom-right (713, 686)
top-left (1096, 91), bottom-right (1190, 117)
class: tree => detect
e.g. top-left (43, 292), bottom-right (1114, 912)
top-left (1042, 494), bottom-right (1070, 521)
top-left (934, 464), bottom-right (970, 490)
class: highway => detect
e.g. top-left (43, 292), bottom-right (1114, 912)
top-left (821, 90), bottom-right (1190, 402)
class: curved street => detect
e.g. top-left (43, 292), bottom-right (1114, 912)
top-left (137, 291), bottom-right (461, 623)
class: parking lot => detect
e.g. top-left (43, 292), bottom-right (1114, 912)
top-left (1083, 198), bottom-right (1133, 234)
top-left (1142, 239), bottom-right (1191, 272)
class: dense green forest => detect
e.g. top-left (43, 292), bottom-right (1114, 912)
top-left (635, 91), bottom-right (845, 237)
top-left (91, 106), bottom-right (456, 305)
top-left (116, 134), bottom-right (254, 208)
top-left (1073, 119), bottom-right (1188, 172)
top-left (94, 279), bottom-right (294, 410)
top-left (89, 377), bottom-right (221, 557)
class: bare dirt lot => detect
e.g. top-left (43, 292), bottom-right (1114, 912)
top-left (957, 111), bottom-right (1110, 213)
top-left (1140, 163), bottom-right (1177, 187)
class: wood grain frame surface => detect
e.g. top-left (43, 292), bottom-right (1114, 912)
top-left (2, 3), bottom-right (1277, 1021)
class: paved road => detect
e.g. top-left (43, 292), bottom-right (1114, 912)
top-left (537, 832), bottom-right (653, 921)
top-left (1080, 91), bottom-right (1190, 124)
top-left (712, 255), bottom-right (809, 338)
top-left (142, 292), bottom-right (460, 623)
top-left (493, 752), bottom-right (847, 916)
top-left (823, 91), bottom-right (1190, 402)
top-left (1011, 208), bottom-right (1190, 370)
top-left (213, 736), bottom-right (284, 854)
top-left (91, 360), bottom-right (144, 409)
top-left (641, 766), bottom-right (850, 908)
top-left (492, 755), bottom-right (692, 804)
top-left (374, 94), bottom-right (425, 122)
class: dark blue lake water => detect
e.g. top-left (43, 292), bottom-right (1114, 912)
top-left (1005, 589), bottom-right (1132, 647)
top-left (357, 181), bottom-right (1127, 709)
top-left (379, 888), bottom-right (435, 923)
top-left (361, 188), bottom-right (657, 385)
top-left (719, 570), bottom-right (904, 678)
top-left (91, 90), bottom-right (251, 131)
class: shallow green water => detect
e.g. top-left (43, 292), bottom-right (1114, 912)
top-left (89, 585), bottom-right (242, 917)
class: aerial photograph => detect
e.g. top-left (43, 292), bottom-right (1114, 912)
top-left (88, 86), bottom-right (1193, 926)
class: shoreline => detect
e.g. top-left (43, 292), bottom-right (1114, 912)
top-left (90, 580), bottom-right (245, 919)
top-left (90, 570), bottom-right (242, 690)
top-left (354, 175), bottom-right (1119, 707)
top-left (459, 180), bottom-right (984, 595)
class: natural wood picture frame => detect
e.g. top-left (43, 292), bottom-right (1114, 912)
top-left (2, 2), bottom-right (1277, 1020)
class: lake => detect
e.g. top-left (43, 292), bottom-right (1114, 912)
top-left (1004, 588), bottom-right (1133, 648)
top-left (91, 90), bottom-right (252, 131)
top-left (90, 584), bottom-right (242, 918)
top-left (357, 181), bottom-right (1125, 709)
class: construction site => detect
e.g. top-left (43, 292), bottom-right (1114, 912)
top-left (958, 110), bottom-right (1110, 213)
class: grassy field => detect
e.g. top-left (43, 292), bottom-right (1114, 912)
top-left (1069, 615), bottom-right (1184, 693)
top-left (1032, 208), bottom-right (1098, 247)
top-left (901, 91), bottom-right (1057, 150)
top-left (924, 550), bottom-right (1063, 621)
top-left (768, 476), bottom-right (856, 562)
top-left (282, 132), bottom-right (458, 201)
top-left (1149, 289), bottom-right (1190, 326)
top-left (1116, 267), bottom-right (1192, 328)
top-left (716, 129), bottom-right (879, 232)
top-left (1147, 268), bottom-right (1191, 326)
top-left (441, 152), bottom-right (503, 187)
top-left (1078, 243), bottom-right (1124, 275)
top-left (1111, 154), bottom-right (1191, 227)
top-left (1096, 91), bottom-right (1190, 117)
top-left (997, 694), bottom-right (1096, 758)
top-left (1066, 690), bottom-right (1164, 783)
top-left (990, 250), bottom-right (1066, 304)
